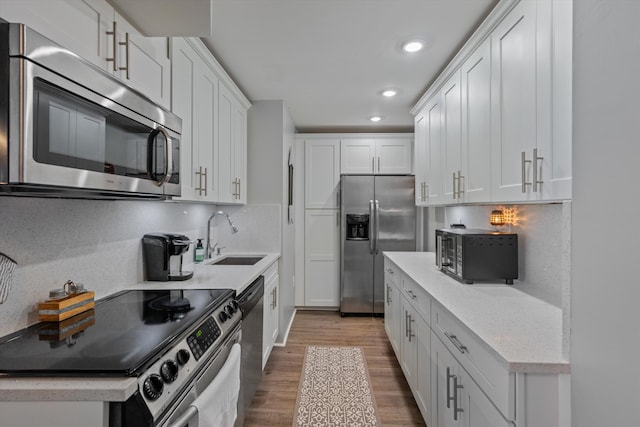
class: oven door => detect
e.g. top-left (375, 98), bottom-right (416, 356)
top-left (4, 56), bottom-right (180, 197)
top-left (160, 326), bottom-right (241, 427)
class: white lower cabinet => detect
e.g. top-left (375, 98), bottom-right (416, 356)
top-left (262, 262), bottom-right (279, 369)
top-left (432, 333), bottom-right (512, 427)
top-left (384, 267), bottom-right (401, 357)
top-left (304, 209), bottom-right (340, 307)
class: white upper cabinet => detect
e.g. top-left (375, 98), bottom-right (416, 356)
top-left (426, 96), bottom-right (445, 205)
top-left (0, 0), bottom-right (170, 109)
top-left (460, 38), bottom-right (492, 203)
top-left (171, 38), bottom-right (219, 202)
top-left (341, 137), bottom-right (413, 175)
top-left (411, 0), bottom-right (571, 206)
top-left (490, 0), bottom-right (539, 202)
top-left (414, 110), bottom-right (429, 206)
top-left (305, 139), bottom-right (341, 209)
top-left (441, 70), bottom-right (463, 203)
top-left (217, 83), bottom-right (248, 204)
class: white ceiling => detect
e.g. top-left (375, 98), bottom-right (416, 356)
top-left (204, 0), bottom-right (498, 132)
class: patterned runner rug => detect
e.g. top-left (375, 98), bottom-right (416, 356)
top-left (293, 346), bottom-right (381, 426)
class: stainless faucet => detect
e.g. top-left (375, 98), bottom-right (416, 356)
top-left (206, 211), bottom-right (239, 258)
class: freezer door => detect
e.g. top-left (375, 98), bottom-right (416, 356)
top-left (373, 176), bottom-right (416, 313)
top-left (340, 175), bottom-right (375, 314)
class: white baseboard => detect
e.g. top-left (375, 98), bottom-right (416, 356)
top-left (274, 308), bottom-right (296, 347)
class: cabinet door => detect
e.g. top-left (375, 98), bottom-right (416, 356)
top-left (414, 111), bottom-right (429, 206)
top-left (305, 140), bottom-right (341, 209)
top-left (442, 70), bottom-right (462, 202)
top-left (460, 39), bottom-right (492, 203)
top-left (415, 315), bottom-right (432, 427)
top-left (426, 96), bottom-right (445, 205)
top-left (0, 0), bottom-right (113, 70)
top-left (490, 0), bottom-right (538, 202)
top-left (464, 367), bottom-right (512, 427)
top-left (270, 279), bottom-right (279, 344)
top-left (171, 39), bottom-right (218, 202)
top-left (375, 138), bottom-right (413, 174)
top-left (341, 139), bottom-right (375, 174)
top-left (232, 103), bottom-right (247, 203)
top-left (304, 209), bottom-right (340, 306)
top-left (217, 83), bottom-right (235, 203)
top-left (432, 333), bottom-right (464, 427)
top-left (384, 275), bottom-right (400, 357)
top-left (114, 11), bottom-right (170, 109)
top-left (399, 296), bottom-right (417, 385)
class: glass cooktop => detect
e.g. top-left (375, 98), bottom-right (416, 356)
top-left (0, 289), bottom-right (233, 376)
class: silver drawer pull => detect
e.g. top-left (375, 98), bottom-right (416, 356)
top-left (386, 268), bottom-right (394, 274)
top-left (444, 332), bottom-right (468, 354)
top-left (406, 289), bottom-right (417, 300)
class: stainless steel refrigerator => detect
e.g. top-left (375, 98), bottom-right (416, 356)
top-left (340, 175), bottom-right (416, 314)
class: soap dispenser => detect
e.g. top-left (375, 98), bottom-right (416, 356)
top-left (194, 239), bottom-right (205, 263)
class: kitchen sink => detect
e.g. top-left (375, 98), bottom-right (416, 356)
top-left (207, 256), bottom-right (265, 266)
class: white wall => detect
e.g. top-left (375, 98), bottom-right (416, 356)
top-left (571, 1), bottom-right (640, 425)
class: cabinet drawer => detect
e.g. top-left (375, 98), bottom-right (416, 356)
top-left (402, 275), bottom-right (430, 325)
top-left (384, 259), bottom-right (401, 286)
top-left (263, 262), bottom-right (278, 284)
top-left (432, 302), bottom-right (515, 420)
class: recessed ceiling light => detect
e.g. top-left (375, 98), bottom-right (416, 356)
top-left (382, 89), bottom-right (398, 97)
top-left (369, 116), bottom-right (382, 122)
top-left (402, 40), bottom-right (424, 53)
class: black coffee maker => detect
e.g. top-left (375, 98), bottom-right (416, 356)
top-left (142, 233), bottom-right (194, 281)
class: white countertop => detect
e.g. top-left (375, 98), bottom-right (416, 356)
top-left (385, 251), bottom-right (569, 374)
top-left (0, 252), bottom-right (280, 402)
top-left (130, 252), bottom-right (280, 295)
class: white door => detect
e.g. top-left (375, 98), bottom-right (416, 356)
top-left (460, 39), bottom-right (492, 203)
top-left (442, 70), bottom-right (462, 202)
top-left (114, 11), bottom-right (170, 109)
top-left (375, 138), bottom-right (413, 174)
top-left (304, 209), bottom-right (340, 307)
top-left (217, 83), bottom-right (234, 203)
top-left (341, 139), bottom-right (375, 174)
top-left (305, 140), bottom-right (341, 209)
top-left (490, 0), bottom-right (538, 202)
top-left (0, 0), bottom-right (113, 70)
top-left (414, 111), bottom-right (429, 206)
top-left (432, 333), bottom-right (464, 427)
top-left (400, 297), bottom-right (417, 385)
top-left (415, 315), bottom-right (432, 426)
top-left (384, 277), bottom-right (400, 357)
top-left (193, 61), bottom-right (219, 202)
top-left (232, 103), bottom-right (247, 203)
top-left (426, 96), bottom-right (445, 205)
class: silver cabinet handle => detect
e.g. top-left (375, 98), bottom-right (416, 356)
top-left (457, 170), bottom-right (464, 198)
top-left (405, 311), bottom-right (409, 337)
top-left (119, 31), bottom-right (130, 79)
top-left (444, 332), bottom-right (468, 354)
top-left (386, 268), bottom-right (394, 274)
top-left (274, 286), bottom-right (277, 308)
top-left (452, 172), bottom-right (458, 199)
top-left (203, 167), bottom-right (208, 196)
top-left (237, 178), bottom-right (241, 199)
top-left (453, 375), bottom-right (464, 420)
top-left (521, 151), bottom-right (532, 193)
top-left (406, 289), bottom-right (417, 300)
top-left (407, 313), bottom-right (415, 342)
top-left (446, 367), bottom-right (454, 409)
top-left (372, 157), bottom-right (375, 173)
top-left (377, 156), bottom-right (381, 173)
top-left (386, 284), bottom-right (391, 304)
top-left (424, 183), bottom-right (429, 201)
top-left (195, 167), bottom-right (203, 195)
top-left (533, 148), bottom-right (543, 192)
top-left (106, 21), bottom-right (117, 71)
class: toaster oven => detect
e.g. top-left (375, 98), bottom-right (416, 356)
top-left (435, 228), bottom-right (518, 284)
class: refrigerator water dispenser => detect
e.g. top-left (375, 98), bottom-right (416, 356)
top-left (346, 214), bottom-right (369, 240)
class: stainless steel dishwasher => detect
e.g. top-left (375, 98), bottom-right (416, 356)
top-left (236, 275), bottom-right (264, 425)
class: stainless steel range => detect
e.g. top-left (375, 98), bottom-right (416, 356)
top-left (0, 289), bottom-right (242, 426)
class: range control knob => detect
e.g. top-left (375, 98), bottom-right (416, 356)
top-left (225, 304), bottom-right (235, 316)
top-left (231, 300), bottom-right (240, 311)
top-left (219, 311), bottom-right (229, 323)
top-left (160, 360), bottom-right (179, 383)
top-left (143, 374), bottom-right (164, 401)
top-left (176, 349), bottom-right (190, 365)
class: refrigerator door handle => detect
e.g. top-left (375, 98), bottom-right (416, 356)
top-left (374, 200), bottom-right (380, 254)
top-left (369, 200), bottom-right (375, 254)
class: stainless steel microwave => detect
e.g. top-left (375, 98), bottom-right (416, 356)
top-left (0, 23), bottom-right (181, 199)
top-left (435, 228), bottom-right (518, 284)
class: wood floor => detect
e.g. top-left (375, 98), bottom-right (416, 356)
top-left (244, 310), bottom-right (426, 426)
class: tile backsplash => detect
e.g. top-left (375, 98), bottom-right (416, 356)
top-left (0, 197), bottom-right (280, 336)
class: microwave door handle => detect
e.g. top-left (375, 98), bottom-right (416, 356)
top-left (147, 127), bottom-right (173, 186)
top-left (369, 200), bottom-right (375, 255)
